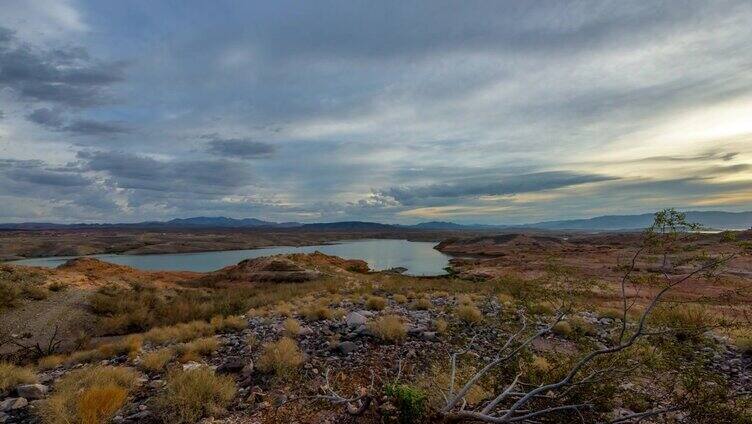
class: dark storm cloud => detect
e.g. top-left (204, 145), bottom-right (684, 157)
top-left (205, 137), bottom-right (276, 159)
top-left (27, 108), bottom-right (129, 135)
top-left (383, 171), bottom-right (617, 204)
top-left (0, 159), bottom-right (88, 187)
top-left (77, 150), bottom-right (254, 193)
top-left (0, 26), bottom-right (125, 107)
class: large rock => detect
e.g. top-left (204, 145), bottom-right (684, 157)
top-left (346, 312), bottom-right (368, 328)
top-left (337, 341), bottom-right (357, 355)
top-left (0, 397), bottom-right (27, 412)
top-left (16, 384), bottom-right (47, 400)
top-left (217, 357), bottom-right (245, 374)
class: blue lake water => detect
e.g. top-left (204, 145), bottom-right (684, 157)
top-left (9, 239), bottom-right (451, 276)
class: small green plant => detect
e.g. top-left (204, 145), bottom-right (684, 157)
top-left (385, 383), bottom-right (426, 424)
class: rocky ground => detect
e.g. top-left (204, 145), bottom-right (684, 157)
top-left (1, 290), bottom-right (749, 423)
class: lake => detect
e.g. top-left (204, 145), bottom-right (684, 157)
top-left (9, 239), bottom-right (451, 276)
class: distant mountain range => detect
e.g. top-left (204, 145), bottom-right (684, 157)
top-left (1, 211), bottom-right (751, 231)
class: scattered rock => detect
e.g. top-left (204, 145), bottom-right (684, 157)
top-left (217, 357), bottom-right (245, 374)
top-left (0, 397), bottom-right (27, 412)
top-left (337, 341), bottom-right (357, 355)
top-left (182, 361), bottom-right (204, 371)
top-left (346, 312), bottom-right (367, 327)
top-left (15, 384), bottom-right (47, 400)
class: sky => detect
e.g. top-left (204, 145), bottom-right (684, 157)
top-left (1, 0), bottom-right (752, 224)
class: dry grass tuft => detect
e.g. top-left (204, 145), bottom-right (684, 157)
top-left (274, 302), bottom-right (294, 317)
top-left (0, 362), bottom-right (37, 392)
top-left (210, 315), bottom-right (247, 333)
top-left (301, 303), bottom-right (333, 321)
top-left (433, 318), bottom-right (448, 335)
top-left (282, 318), bottom-right (302, 337)
top-left (155, 367), bottom-right (236, 424)
top-left (38, 355), bottom-right (66, 371)
top-left (369, 315), bottom-right (406, 343)
top-left (412, 298), bottom-right (432, 310)
top-left (76, 384), bottom-right (127, 424)
top-left (23, 285), bottom-right (49, 300)
top-left (365, 296), bottom-right (387, 311)
top-left (456, 304), bottom-right (482, 324)
top-left (39, 366), bottom-right (138, 424)
top-left (257, 337), bottom-right (304, 377)
top-left (140, 348), bottom-right (174, 373)
top-left (144, 320), bottom-right (214, 345)
top-left (393, 294), bottom-right (408, 304)
top-left (552, 321), bottom-right (573, 337)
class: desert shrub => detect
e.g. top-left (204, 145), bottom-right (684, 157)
top-left (735, 335), bottom-right (752, 354)
top-left (48, 281), bottom-right (69, 292)
top-left (569, 316), bottom-right (596, 336)
top-left (23, 285), bottom-right (49, 300)
top-left (282, 318), bottom-right (302, 337)
top-left (433, 318), bottom-right (448, 335)
top-left (175, 337), bottom-right (219, 362)
top-left (385, 384), bottom-right (426, 424)
top-left (552, 321), bottom-right (573, 337)
top-left (65, 349), bottom-right (104, 366)
top-left (38, 355), bottom-right (66, 371)
top-left (528, 301), bottom-right (555, 316)
top-left (301, 303), bottom-right (333, 321)
top-left (0, 362), bottom-right (37, 392)
top-left (0, 282), bottom-right (21, 309)
top-left (210, 315), bottom-right (247, 333)
top-left (77, 384), bottom-right (127, 424)
top-left (456, 304), bottom-right (482, 324)
top-left (393, 294), bottom-right (408, 304)
top-left (257, 337), bottom-right (304, 377)
top-left (455, 294), bottom-right (473, 305)
top-left (39, 366), bottom-right (138, 424)
top-left (649, 304), bottom-right (716, 340)
top-left (411, 298), bottom-right (432, 310)
top-left (598, 307), bottom-right (623, 320)
top-left (369, 315), bottom-right (406, 343)
top-left (366, 296), bottom-right (387, 311)
top-left (155, 367), bottom-right (235, 424)
top-left (140, 348), bottom-right (174, 373)
top-left (274, 302), bottom-right (294, 317)
top-left (144, 320), bottom-right (214, 345)
top-left (497, 293), bottom-right (514, 305)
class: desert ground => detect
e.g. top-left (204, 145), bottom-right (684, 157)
top-left (0, 227), bottom-right (749, 423)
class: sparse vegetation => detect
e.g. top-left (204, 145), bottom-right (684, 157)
top-left (155, 367), bottom-right (236, 424)
top-left (393, 294), bottom-right (408, 304)
top-left (455, 304), bottom-right (482, 324)
top-left (411, 298), bottom-right (432, 310)
top-left (366, 295), bottom-right (387, 311)
top-left (38, 355), bottom-right (66, 371)
top-left (0, 361), bottom-right (37, 392)
top-left (369, 315), bottom-right (406, 343)
top-left (140, 348), bottom-right (174, 372)
top-left (433, 318), bottom-right (448, 335)
top-left (39, 366), bottom-right (138, 424)
top-left (282, 318), bottom-right (302, 336)
top-left (385, 383), bottom-right (426, 423)
top-left (257, 337), bottom-right (304, 377)
top-left (301, 301), bottom-right (333, 321)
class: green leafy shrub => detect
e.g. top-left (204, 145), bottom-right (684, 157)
top-left (385, 384), bottom-right (426, 424)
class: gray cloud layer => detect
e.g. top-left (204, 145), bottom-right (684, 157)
top-left (0, 1), bottom-right (751, 223)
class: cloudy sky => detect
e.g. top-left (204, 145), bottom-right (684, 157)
top-left (1, 0), bottom-right (751, 224)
